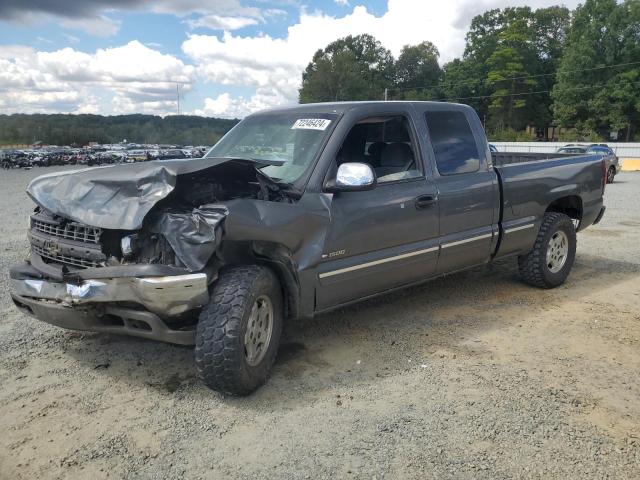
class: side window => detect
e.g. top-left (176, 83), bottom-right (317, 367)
top-left (425, 111), bottom-right (480, 175)
top-left (337, 115), bottom-right (421, 183)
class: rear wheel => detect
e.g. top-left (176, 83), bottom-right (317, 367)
top-left (607, 166), bottom-right (615, 184)
top-left (194, 265), bottom-right (283, 395)
top-left (518, 212), bottom-right (576, 289)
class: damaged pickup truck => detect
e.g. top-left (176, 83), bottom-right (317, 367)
top-left (10, 102), bottom-right (607, 395)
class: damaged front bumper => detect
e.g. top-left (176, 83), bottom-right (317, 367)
top-left (10, 263), bottom-right (209, 345)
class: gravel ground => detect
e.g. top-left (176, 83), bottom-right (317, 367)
top-left (1, 167), bottom-right (639, 479)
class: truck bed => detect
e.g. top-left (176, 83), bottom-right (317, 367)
top-left (492, 152), bottom-right (605, 261)
top-left (492, 152), bottom-right (582, 166)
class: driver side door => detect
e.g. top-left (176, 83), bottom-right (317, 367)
top-left (315, 110), bottom-right (440, 310)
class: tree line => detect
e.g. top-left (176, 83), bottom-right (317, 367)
top-left (0, 114), bottom-right (238, 146)
top-left (299, 0), bottom-right (640, 141)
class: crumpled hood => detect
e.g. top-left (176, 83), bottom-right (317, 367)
top-left (27, 157), bottom-right (253, 230)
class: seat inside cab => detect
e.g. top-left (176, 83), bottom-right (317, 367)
top-left (336, 116), bottom-right (421, 183)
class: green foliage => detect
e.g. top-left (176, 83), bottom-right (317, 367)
top-left (552, 0), bottom-right (640, 140)
top-left (297, 4), bottom-right (637, 139)
top-left (440, 58), bottom-right (486, 113)
top-left (0, 114), bottom-right (238, 146)
top-left (299, 34), bottom-right (395, 102)
top-left (444, 6), bottom-right (570, 133)
top-left (393, 41), bottom-right (442, 100)
top-left (486, 18), bottom-right (538, 130)
top-left (489, 128), bottom-right (537, 142)
top-left (555, 129), bottom-right (604, 143)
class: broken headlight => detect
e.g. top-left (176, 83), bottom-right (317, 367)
top-left (120, 234), bottom-right (138, 259)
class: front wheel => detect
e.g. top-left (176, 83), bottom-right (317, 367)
top-left (518, 212), bottom-right (577, 289)
top-left (607, 166), bottom-right (615, 184)
top-left (195, 265), bottom-right (283, 395)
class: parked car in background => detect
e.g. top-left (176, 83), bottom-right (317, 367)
top-left (556, 144), bottom-right (620, 183)
top-left (556, 145), bottom-right (588, 154)
top-left (587, 145), bottom-right (620, 183)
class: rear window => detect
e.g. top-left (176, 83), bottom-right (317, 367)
top-left (425, 111), bottom-right (480, 175)
top-left (588, 146), bottom-right (611, 154)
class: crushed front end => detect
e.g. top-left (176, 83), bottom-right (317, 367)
top-left (10, 209), bottom-right (210, 344)
top-left (9, 157), bottom-right (306, 345)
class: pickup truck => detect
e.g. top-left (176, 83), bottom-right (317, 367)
top-left (10, 101), bottom-right (607, 395)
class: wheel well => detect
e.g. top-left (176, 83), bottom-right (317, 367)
top-left (215, 240), bottom-right (300, 322)
top-left (546, 195), bottom-right (582, 221)
top-left (250, 242), bottom-right (300, 322)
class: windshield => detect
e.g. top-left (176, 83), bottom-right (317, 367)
top-left (206, 112), bottom-right (338, 184)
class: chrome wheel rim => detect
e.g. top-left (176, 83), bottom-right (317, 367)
top-left (244, 295), bottom-right (273, 366)
top-left (546, 230), bottom-right (569, 273)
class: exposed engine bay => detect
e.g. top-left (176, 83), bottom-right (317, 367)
top-left (26, 159), bottom-right (296, 277)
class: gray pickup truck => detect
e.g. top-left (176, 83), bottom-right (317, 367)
top-left (10, 101), bottom-right (607, 395)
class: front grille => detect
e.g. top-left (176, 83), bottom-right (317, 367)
top-left (29, 212), bottom-right (105, 270)
top-left (32, 244), bottom-right (102, 269)
top-left (32, 217), bottom-right (102, 244)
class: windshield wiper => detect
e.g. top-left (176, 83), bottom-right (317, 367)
top-left (253, 164), bottom-right (301, 199)
top-left (248, 157), bottom-right (286, 166)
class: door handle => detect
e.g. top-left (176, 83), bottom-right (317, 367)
top-left (415, 194), bottom-right (437, 209)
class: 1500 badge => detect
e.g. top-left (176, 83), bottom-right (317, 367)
top-left (322, 249), bottom-right (345, 259)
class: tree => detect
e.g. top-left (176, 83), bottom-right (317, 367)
top-left (529, 6), bottom-right (571, 128)
top-left (393, 41), bottom-right (442, 100)
top-left (485, 18), bottom-right (538, 130)
top-left (446, 6), bottom-right (569, 133)
top-left (441, 58), bottom-right (487, 115)
top-left (299, 34), bottom-right (395, 103)
top-left (552, 0), bottom-right (640, 140)
top-left (0, 114), bottom-right (238, 146)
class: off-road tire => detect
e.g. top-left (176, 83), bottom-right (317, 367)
top-left (607, 166), bottom-right (615, 184)
top-left (194, 265), bottom-right (283, 395)
top-left (517, 212), bottom-right (576, 289)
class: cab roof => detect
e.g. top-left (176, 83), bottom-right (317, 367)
top-left (249, 101), bottom-right (473, 117)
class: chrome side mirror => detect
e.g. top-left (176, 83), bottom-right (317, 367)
top-left (326, 162), bottom-right (376, 192)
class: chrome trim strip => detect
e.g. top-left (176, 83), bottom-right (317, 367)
top-left (441, 233), bottom-right (493, 249)
top-left (319, 246), bottom-right (439, 279)
top-left (505, 223), bottom-right (535, 234)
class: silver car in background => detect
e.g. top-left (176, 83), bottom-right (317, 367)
top-left (557, 144), bottom-right (621, 183)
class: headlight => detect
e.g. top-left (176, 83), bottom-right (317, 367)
top-left (120, 234), bottom-right (137, 258)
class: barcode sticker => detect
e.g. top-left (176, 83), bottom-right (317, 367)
top-left (291, 118), bottom-right (332, 130)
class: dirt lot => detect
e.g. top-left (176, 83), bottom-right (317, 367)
top-left (1, 166), bottom-right (639, 479)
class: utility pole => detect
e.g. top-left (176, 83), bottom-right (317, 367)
top-left (384, 88), bottom-right (388, 101)
top-left (176, 83), bottom-right (180, 116)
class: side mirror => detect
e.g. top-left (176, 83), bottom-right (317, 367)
top-left (325, 162), bottom-right (377, 192)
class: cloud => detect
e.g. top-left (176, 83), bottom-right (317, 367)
top-left (192, 90), bottom-right (289, 118)
top-left (185, 0), bottom-right (582, 117)
top-left (59, 15), bottom-right (122, 37)
top-left (1, 0), bottom-right (584, 117)
top-left (334, 0), bottom-right (349, 6)
top-left (186, 15), bottom-right (259, 31)
top-left (0, 41), bottom-right (194, 115)
top-left (0, 0), bottom-right (131, 20)
top-left (183, 2), bottom-right (465, 115)
top-left (0, 0), bottom-right (272, 36)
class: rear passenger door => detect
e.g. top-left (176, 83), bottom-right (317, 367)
top-left (416, 106), bottom-right (499, 273)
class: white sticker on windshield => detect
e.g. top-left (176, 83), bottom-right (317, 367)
top-left (291, 118), bottom-right (331, 130)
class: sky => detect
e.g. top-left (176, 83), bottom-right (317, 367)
top-left (0, 0), bottom-right (581, 118)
